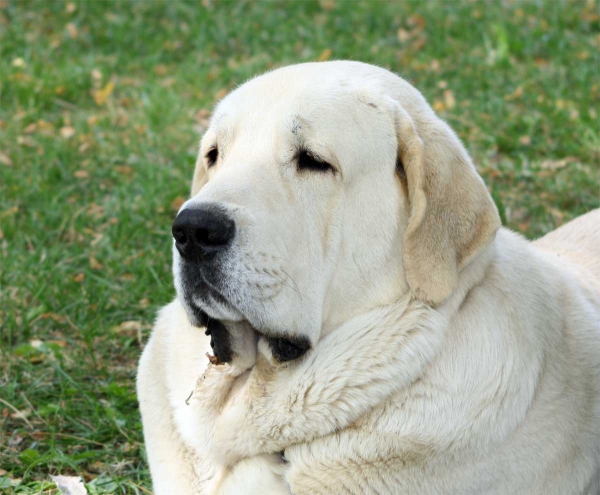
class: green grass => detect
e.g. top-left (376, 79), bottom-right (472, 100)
top-left (1, 0), bottom-right (598, 492)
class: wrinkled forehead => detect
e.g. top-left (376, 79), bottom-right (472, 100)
top-left (209, 69), bottom-right (380, 140)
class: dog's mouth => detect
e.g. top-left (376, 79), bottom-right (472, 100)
top-left (180, 263), bottom-right (312, 364)
top-left (194, 306), bottom-right (311, 364)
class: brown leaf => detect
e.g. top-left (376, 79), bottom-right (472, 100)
top-left (443, 89), bottom-right (456, 110)
top-left (214, 88), bottom-right (228, 100)
top-left (18, 136), bottom-right (35, 147)
top-left (73, 273), bottom-right (85, 283)
top-left (317, 48), bottom-right (332, 61)
top-left (153, 64), bottom-right (169, 76)
top-left (171, 196), bottom-right (186, 212)
top-left (0, 151), bottom-right (12, 166)
top-left (539, 157), bottom-right (577, 170)
top-left (24, 123), bottom-right (37, 134)
top-left (74, 170), bottom-right (89, 179)
top-left (60, 126), bottom-right (76, 139)
top-left (89, 256), bottom-right (103, 270)
top-left (504, 86), bottom-right (524, 101)
top-left (91, 80), bottom-right (115, 106)
top-left (433, 100), bottom-right (446, 112)
top-left (66, 22), bottom-right (78, 39)
top-left (114, 320), bottom-right (142, 334)
top-left (114, 165), bottom-right (134, 175)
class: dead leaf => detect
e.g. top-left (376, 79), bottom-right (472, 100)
top-left (12, 57), bottom-right (26, 68)
top-left (317, 48), bottom-right (332, 61)
top-left (114, 321), bottom-right (142, 334)
top-left (0, 152), bottom-right (12, 166)
top-left (74, 170), bottom-right (89, 179)
top-left (18, 136), bottom-right (35, 147)
top-left (0, 468), bottom-right (6, 475)
top-left (66, 2), bottom-right (76, 13)
top-left (397, 28), bottom-right (411, 42)
top-left (66, 23), bottom-right (78, 39)
top-left (73, 273), bottom-right (85, 283)
top-left (504, 86), bottom-right (523, 101)
top-left (89, 256), bottom-right (102, 270)
top-left (443, 89), bottom-right (456, 110)
top-left (153, 64), bottom-right (169, 76)
top-left (91, 80), bottom-right (115, 106)
top-left (24, 123), bottom-right (37, 134)
top-left (171, 196), bottom-right (186, 211)
top-left (10, 408), bottom-right (31, 420)
top-left (214, 88), bottom-right (228, 100)
top-left (539, 157), bottom-right (577, 170)
top-left (60, 126), bottom-right (76, 139)
top-left (433, 100), bottom-right (446, 112)
top-left (51, 475), bottom-right (88, 495)
top-left (519, 136), bottom-right (531, 146)
top-left (114, 165), bottom-right (134, 175)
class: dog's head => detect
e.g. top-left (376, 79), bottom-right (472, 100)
top-left (172, 61), bottom-right (500, 363)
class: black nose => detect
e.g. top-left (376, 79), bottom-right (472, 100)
top-left (172, 205), bottom-right (235, 261)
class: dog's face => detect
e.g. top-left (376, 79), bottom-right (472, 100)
top-left (173, 62), bottom-right (500, 362)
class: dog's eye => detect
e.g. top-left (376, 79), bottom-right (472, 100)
top-left (206, 147), bottom-right (218, 168)
top-left (297, 149), bottom-right (334, 174)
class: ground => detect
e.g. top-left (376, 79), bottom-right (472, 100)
top-left (1, 1), bottom-right (598, 493)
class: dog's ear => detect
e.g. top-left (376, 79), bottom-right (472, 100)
top-left (191, 150), bottom-right (208, 197)
top-left (392, 101), bottom-right (500, 305)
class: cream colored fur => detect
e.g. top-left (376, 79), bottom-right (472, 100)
top-left (137, 61), bottom-right (600, 494)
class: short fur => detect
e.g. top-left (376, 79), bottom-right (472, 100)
top-left (137, 62), bottom-right (600, 494)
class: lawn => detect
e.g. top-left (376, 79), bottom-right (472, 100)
top-left (1, 0), bottom-right (598, 493)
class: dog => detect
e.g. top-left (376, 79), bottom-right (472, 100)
top-left (137, 61), bottom-right (600, 494)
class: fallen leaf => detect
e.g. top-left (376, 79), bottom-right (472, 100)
top-left (60, 126), bottom-right (76, 139)
top-left (51, 475), bottom-right (88, 495)
top-left (433, 100), bottom-right (446, 112)
top-left (66, 2), bottom-right (76, 13)
top-left (17, 136), bottom-right (35, 147)
top-left (397, 28), bottom-right (411, 42)
top-left (171, 196), bottom-right (186, 211)
top-left (91, 80), bottom-right (115, 106)
top-left (89, 256), bottom-right (103, 270)
top-left (24, 123), bottom-right (37, 134)
top-left (153, 64), bottom-right (169, 76)
top-left (317, 48), bottom-right (332, 61)
top-left (214, 88), bottom-right (228, 100)
top-left (73, 273), bottom-right (85, 283)
top-left (539, 157), bottom-right (577, 170)
top-left (443, 89), bottom-right (456, 110)
top-left (12, 57), bottom-right (26, 68)
top-left (114, 165), bottom-right (133, 175)
top-left (74, 170), bottom-right (89, 179)
top-left (114, 320), bottom-right (141, 334)
top-left (66, 23), bottom-right (78, 39)
top-left (519, 135), bottom-right (531, 146)
top-left (504, 86), bottom-right (523, 101)
top-left (0, 152), bottom-right (12, 166)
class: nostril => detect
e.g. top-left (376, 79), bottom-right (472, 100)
top-left (195, 224), bottom-right (233, 247)
top-left (172, 227), bottom-right (187, 245)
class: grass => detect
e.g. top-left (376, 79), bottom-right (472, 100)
top-left (1, 0), bottom-right (598, 493)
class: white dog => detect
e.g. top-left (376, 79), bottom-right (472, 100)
top-left (137, 61), bottom-right (600, 494)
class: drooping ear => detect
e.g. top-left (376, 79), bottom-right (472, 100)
top-left (190, 144), bottom-right (208, 197)
top-left (392, 101), bottom-right (501, 305)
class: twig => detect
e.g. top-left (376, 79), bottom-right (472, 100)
top-left (0, 397), bottom-right (33, 428)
